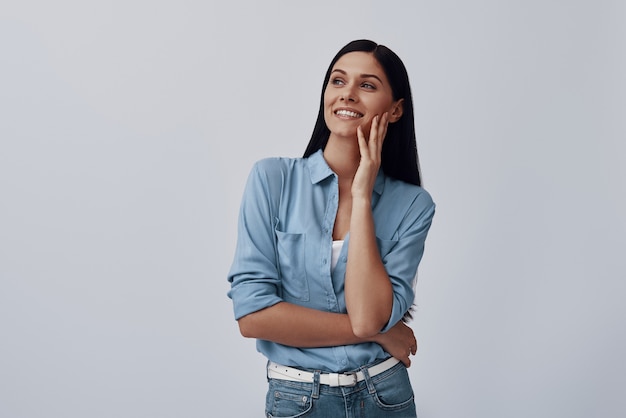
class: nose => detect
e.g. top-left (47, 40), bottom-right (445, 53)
top-left (340, 85), bottom-right (357, 102)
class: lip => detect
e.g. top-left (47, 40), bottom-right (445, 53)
top-left (333, 107), bottom-right (364, 119)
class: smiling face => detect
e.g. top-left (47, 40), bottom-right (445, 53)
top-left (323, 51), bottom-right (403, 142)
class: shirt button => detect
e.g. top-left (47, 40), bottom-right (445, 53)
top-left (322, 259), bottom-right (327, 265)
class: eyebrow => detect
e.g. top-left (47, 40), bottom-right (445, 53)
top-left (331, 69), bottom-right (384, 85)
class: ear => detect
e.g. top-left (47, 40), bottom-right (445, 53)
top-left (389, 99), bottom-right (404, 123)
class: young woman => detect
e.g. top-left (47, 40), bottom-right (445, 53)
top-left (228, 39), bottom-right (435, 418)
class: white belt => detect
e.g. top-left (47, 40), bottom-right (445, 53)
top-left (267, 357), bottom-right (400, 387)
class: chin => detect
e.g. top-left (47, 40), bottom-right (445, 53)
top-left (327, 123), bottom-right (361, 139)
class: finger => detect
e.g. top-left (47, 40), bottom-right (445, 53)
top-left (375, 113), bottom-right (389, 154)
top-left (379, 112), bottom-right (389, 144)
top-left (368, 115), bottom-right (380, 152)
top-left (369, 115), bottom-right (379, 140)
top-left (356, 125), bottom-right (368, 157)
top-left (397, 355), bottom-right (410, 368)
top-left (373, 115), bottom-right (387, 160)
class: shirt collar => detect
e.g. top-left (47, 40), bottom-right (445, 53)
top-left (307, 150), bottom-right (336, 184)
top-left (307, 149), bottom-right (386, 195)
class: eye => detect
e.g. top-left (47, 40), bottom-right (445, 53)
top-left (331, 77), bottom-right (345, 86)
top-left (361, 82), bottom-right (376, 90)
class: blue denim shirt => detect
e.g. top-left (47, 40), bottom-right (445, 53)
top-left (227, 150), bottom-right (435, 372)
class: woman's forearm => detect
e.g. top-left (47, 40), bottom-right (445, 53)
top-left (237, 301), bottom-right (416, 367)
top-left (237, 301), bottom-right (370, 347)
top-left (344, 196), bottom-right (393, 337)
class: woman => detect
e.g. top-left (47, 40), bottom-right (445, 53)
top-left (228, 39), bottom-right (435, 417)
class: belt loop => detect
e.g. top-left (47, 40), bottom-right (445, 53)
top-left (361, 365), bottom-right (376, 395)
top-left (312, 370), bottom-right (321, 399)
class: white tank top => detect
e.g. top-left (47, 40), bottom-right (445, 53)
top-left (331, 240), bottom-right (344, 271)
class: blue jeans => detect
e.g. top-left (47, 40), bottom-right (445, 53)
top-left (265, 360), bottom-right (417, 418)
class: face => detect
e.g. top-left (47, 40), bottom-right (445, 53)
top-left (323, 51), bottom-right (403, 141)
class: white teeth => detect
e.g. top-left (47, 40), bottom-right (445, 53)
top-left (335, 109), bottom-right (362, 118)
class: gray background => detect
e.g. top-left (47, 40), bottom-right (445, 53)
top-left (1, 1), bottom-right (625, 417)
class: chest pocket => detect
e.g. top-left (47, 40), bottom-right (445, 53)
top-left (275, 229), bottom-right (310, 302)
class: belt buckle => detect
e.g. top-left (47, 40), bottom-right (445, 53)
top-left (342, 371), bottom-right (358, 387)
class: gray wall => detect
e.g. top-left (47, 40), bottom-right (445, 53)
top-left (1, 1), bottom-right (624, 417)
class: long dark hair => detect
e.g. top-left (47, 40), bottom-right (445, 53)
top-left (303, 39), bottom-right (422, 186)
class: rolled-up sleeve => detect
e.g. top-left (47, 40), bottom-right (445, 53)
top-left (380, 190), bottom-right (435, 332)
top-left (227, 162), bottom-right (283, 320)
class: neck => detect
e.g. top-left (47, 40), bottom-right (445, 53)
top-left (323, 134), bottom-right (360, 179)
